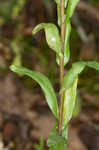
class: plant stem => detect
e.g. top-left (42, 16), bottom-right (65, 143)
top-left (58, 0), bottom-right (65, 135)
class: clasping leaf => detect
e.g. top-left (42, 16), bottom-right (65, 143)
top-left (63, 76), bottom-right (78, 127)
top-left (61, 61), bottom-right (99, 127)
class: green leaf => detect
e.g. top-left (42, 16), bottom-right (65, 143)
top-left (86, 61), bottom-right (99, 71)
top-left (61, 61), bottom-right (99, 92)
top-left (64, 21), bottom-right (71, 66)
top-left (63, 76), bottom-right (78, 127)
top-left (32, 23), bottom-right (46, 34)
top-left (10, 65), bottom-right (58, 118)
top-left (62, 125), bottom-right (68, 140)
top-left (66, 0), bottom-right (80, 20)
top-left (72, 95), bottom-right (81, 118)
top-left (47, 135), bottom-right (65, 147)
top-left (61, 60), bottom-right (99, 127)
top-left (47, 136), bottom-right (66, 150)
top-left (61, 61), bottom-right (85, 92)
top-left (34, 137), bottom-right (44, 150)
top-left (32, 23), bottom-right (62, 56)
top-left (56, 21), bottom-right (71, 66)
top-left (47, 124), bottom-right (66, 150)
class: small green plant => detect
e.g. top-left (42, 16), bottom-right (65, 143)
top-left (34, 137), bottom-right (44, 150)
top-left (10, 0), bottom-right (99, 150)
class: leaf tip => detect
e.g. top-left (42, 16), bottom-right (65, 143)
top-left (10, 65), bottom-right (16, 72)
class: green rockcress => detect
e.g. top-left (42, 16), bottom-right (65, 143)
top-left (10, 0), bottom-right (99, 150)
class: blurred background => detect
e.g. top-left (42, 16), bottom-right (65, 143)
top-left (0, 0), bottom-right (99, 150)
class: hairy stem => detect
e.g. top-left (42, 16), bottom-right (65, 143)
top-left (58, 0), bottom-right (65, 135)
